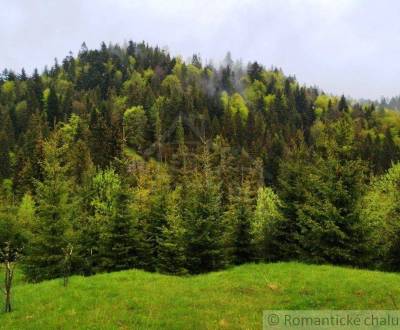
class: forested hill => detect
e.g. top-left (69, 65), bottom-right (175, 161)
top-left (1, 41), bottom-right (400, 281)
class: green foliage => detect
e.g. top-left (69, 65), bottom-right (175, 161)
top-left (221, 92), bottom-right (249, 121)
top-left (99, 189), bottom-right (139, 271)
top-left (16, 193), bottom-right (35, 240)
top-left (22, 133), bottom-right (74, 281)
top-left (157, 186), bottom-right (187, 275)
top-left (1, 41), bottom-right (400, 279)
top-left (75, 168), bottom-right (121, 274)
top-left (91, 168), bottom-right (121, 216)
top-left (223, 181), bottom-right (255, 265)
top-left (44, 86), bottom-right (59, 127)
top-left (123, 106), bottom-right (147, 151)
top-left (129, 161), bottom-right (171, 271)
top-left (278, 145), bottom-right (370, 266)
top-left (359, 163), bottom-right (400, 270)
top-left (253, 187), bottom-right (285, 261)
top-left (182, 147), bottom-right (225, 273)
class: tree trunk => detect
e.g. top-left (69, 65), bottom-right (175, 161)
top-left (4, 261), bottom-right (12, 312)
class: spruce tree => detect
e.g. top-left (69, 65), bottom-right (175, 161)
top-left (183, 146), bottom-right (225, 273)
top-left (45, 86), bottom-right (59, 128)
top-left (23, 133), bottom-right (73, 281)
top-left (100, 189), bottom-right (138, 271)
top-left (223, 181), bottom-right (255, 265)
top-left (157, 187), bottom-right (187, 275)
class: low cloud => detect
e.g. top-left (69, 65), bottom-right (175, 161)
top-left (1, 0), bottom-right (398, 99)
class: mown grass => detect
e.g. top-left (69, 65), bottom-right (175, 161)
top-left (1, 262), bottom-right (399, 329)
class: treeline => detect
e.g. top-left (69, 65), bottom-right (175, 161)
top-left (1, 41), bottom-right (400, 281)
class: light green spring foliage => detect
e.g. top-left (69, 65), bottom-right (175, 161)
top-left (252, 187), bottom-right (283, 243)
top-left (55, 78), bottom-right (73, 96)
top-left (17, 193), bottom-right (35, 228)
top-left (16, 193), bottom-right (36, 242)
top-left (127, 55), bottom-right (136, 74)
top-left (123, 106), bottom-right (147, 150)
top-left (244, 80), bottom-right (266, 109)
top-left (264, 94), bottom-right (276, 113)
top-left (143, 68), bottom-right (154, 82)
top-left (1, 81), bottom-right (16, 103)
top-left (91, 169), bottom-right (121, 217)
top-left (221, 91), bottom-right (249, 121)
top-left (161, 74), bottom-right (183, 100)
top-left (262, 70), bottom-right (285, 91)
top-left (311, 115), bottom-right (355, 157)
top-left (131, 160), bottom-right (171, 220)
top-left (42, 87), bottom-right (50, 104)
top-left (171, 57), bottom-right (184, 78)
top-left (378, 109), bottom-right (400, 139)
top-left (15, 100), bottom-right (28, 117)
top-left (186, 64), bottom-right (202, 85)
top-left (359, 163), bottom-right (400, 263)
top-left (60, 114), bottom-right (81, 144)
top-left (122, 71), bottom-right (147, 104)
top-left (314, 94), bottom-right (330, 118)
top-left (1, 179), bottom-right (13, 203)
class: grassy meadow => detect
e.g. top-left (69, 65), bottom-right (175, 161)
top-left (1, 262), bottom-right (400, 329)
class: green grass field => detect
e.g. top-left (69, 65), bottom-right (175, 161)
top-left (1, 262), bottom-right (399, 329)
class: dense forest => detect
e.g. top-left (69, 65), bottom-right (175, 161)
top-left (1, 41), bottom-right (400, 282)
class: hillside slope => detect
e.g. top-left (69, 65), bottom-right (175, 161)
top-left (1, 262), bottom-right (400, 329)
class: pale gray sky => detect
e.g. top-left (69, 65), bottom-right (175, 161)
top-left (1, 0), bottom-right (399, 99)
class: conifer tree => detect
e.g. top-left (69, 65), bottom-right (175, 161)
top-left (23, 133), bottom-right (73, 281)
top-left (100, 188), bottom-right (138, 271)
top-left (183, 146), bottom-right (225, 273)
top-left (45, 86), bottom-right (59, 128)
top-left (157, 186), bottom-right (187, 274)
top-left (223, 181), bottom-right (255, 265)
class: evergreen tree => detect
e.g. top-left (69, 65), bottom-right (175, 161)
top-left (338, 95), bottom-right (348, 112)
top-left (130, 161), bottom-right (170, 271)
top-left (100, 189), bottom-right (138, 271)
top-left (23, 133), bottom-right (73, 281)
top-left (223, 181), bottom-right (255, 265)
top-left (157, 186), bottom-right (187, 274)
top-left (183, 146), bottom-right (225, 273)
top-left (45, 86), bottom-right (59, 128)
top-left (0, 131), bottom-right (11, 179)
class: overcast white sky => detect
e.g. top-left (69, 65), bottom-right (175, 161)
top-left (1, 0), bottom-right (400, 99)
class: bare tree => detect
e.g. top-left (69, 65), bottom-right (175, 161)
top-left (1, 242), bottom-right (20, 313)
top-left (62, 243), bottom-right (73, 287)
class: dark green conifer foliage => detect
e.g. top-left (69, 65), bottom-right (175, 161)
top-left (100, 189), bottom-right (138, 271)
top-left (183, 146), bottom-right (225, 273)
top-left (23, 134), bottom-right (72, 281)
top-left (224, 181), bottom-right (255, 265)
top-left (157, 187), bottom-right (187, 275)
top-left (45, 86), bottom-right (59, 128)
top-left (338, 95), bottom-right (348, 112)
top-left (0, 131), bottom-right (11, 179)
